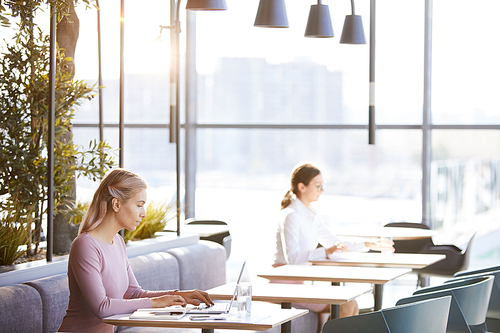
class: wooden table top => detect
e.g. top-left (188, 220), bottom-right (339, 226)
top-left (258, 265), bottom-right (411, 285)
top-left (310, 252), bottom-right (446, 269)
top-left (336, 227), bottom-right (437, 240)
top-left (103, 305), bottom-right (308, 331)
top-left (207, 283), bottom-right (372, 305)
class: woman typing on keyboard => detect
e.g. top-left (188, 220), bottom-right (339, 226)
top-left (58, 169), bottom-right (214, 333)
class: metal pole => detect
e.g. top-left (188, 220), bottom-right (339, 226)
top-left (175, 1), bottom-right (181, 236)
top-left (118, 0), bottom-right (125, 238)
top-left (97, 0), bottom-right (104, 168)
top-left (169, 1), bottom-right (177, 144)
top-left (47, 5), bottom-right (57, 262)
top-left (170, 0), bottom-right (181, 235)
top-left (119, 0), bottom-right (125, 168)
top-left (368, 0), bottom-right (376, 144)
top-left (422, 0), bottom-right (433, 226)
top-left (185, 10), bottom-right (197, 219)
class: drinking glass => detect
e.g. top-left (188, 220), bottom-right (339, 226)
top-left (237, 283), bottom-right (252, 316)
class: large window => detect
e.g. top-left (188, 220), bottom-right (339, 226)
top-left (59, 0), bottom-right (500, 267)
top-left (432, 0), bottom-right (500, 125)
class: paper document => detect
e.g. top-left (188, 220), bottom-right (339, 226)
top-left (130, 306), bottom-right (188, 320)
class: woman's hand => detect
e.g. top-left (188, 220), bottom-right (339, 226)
top-left (174, 289), bottom-right (214, 307)
top-left (150, 294), bottom-right (187, 308)
top-left (365, 240), bottom-right (395, 253)
top-left (325, 242), bottom-right (350, 256)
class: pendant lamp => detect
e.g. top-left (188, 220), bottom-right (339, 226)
top-left (186, 0), bottom-right (227, 10)
top-left (254, 0), bottom-right (289, 28)
top-left (339, 0), bottom-right (366, 44)
top-left (304, 0), bottom-right (334, 38)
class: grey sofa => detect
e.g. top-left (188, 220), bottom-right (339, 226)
top-left (0, 241), bottom-right (317, 333)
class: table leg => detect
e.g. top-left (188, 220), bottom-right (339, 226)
top-left (281, 302), bottom-right (292, 333)
top-left (374, 284), bottom-right (383, 311)
top-left (330, 304), bottom-right (340, 319)
top-left (201, 329), bottom-right (214, 333)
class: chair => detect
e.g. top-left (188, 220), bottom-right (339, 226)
top-left (384, 223), bottom-right (476, 286)
top-left (185, 218), bottom-right (231, 259)
top-left (452, 267), bottom-right (500, 332)
top-left (397, 275), bottom-right (494, 333)
top-left (416, 232), bottom-right (475, 280)
top-left (384, 222), bottom-right (434, 253)
top-left (322, 296), bottom-right (451, 333)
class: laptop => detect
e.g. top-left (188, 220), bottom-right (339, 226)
top-left (186, 261), bottom-right (246, 314)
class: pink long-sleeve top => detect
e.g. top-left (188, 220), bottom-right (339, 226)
top-left (58, 232), bottom-right (175, 332)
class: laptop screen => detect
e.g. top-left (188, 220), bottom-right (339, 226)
top-left (228, 261), bottom-right (246, 308)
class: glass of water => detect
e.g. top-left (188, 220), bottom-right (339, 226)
top-left (380, 235), bottom-right (394, 254)
top-left (237, 283), bottom-right (252, 316)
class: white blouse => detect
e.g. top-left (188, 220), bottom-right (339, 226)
top-left (274, 197), bottom-right (365, 265)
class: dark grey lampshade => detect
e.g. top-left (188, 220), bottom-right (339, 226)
top-left (304, 4), bottom-right (334, 38)
top-left (254, 0), bottom-right (289, 28)
top-left (186, 0), bottom-right (227, 10)
top-left (339, 14), bottom-right (366, 44)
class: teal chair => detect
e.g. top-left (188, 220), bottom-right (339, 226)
top-left (397, 276), bottom-right (494, 333)
top-left (452, 267), bottom-right (500, 332)
top-left (322, 296), bottom-right (451, 333)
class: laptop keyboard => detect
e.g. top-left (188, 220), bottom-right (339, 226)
top-left (197, 303), bottom-right (229, 311)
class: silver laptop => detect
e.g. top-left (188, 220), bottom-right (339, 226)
top-left (186, 261), bottom-right (246, 314)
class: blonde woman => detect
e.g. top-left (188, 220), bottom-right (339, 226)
top-left (58, 169), bottom-right (213, 332)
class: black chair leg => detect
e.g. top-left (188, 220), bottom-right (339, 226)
top-left (417, 275), bottom-right (430, 288)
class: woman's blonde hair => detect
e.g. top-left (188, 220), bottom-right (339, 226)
top-left (79, 168), bottom-right (147, 234)
top-left (281, 163), bottom-right (321, 209)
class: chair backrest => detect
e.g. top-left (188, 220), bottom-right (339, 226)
top-left (24, 274), bottom-right (69, 333)
top-left (384, 222), bottom-right (433, 253)
top-left (456, 265), bottom-right (500, 278)
top-left (384, 222), bottom-right (430, 230)
top-left (323, 296), bottom-right (451, 333)
top-left (460, 233), bottom-right (476, 269)
top-left (0, 283), bottom-right (43, 333)
top-left (448, 270), bottom-right (500, 320)
top-left (166, 241), bottom-right (226, 290)
top-left (322, 308), bottom-right (391, 333)
top-left (398, 276), bottom-right (494, 333)
top-left (383, 296), bottom-right (452, 333)
top-left (185, 218), bottom-right (228, 225)
top-left (222, 235), bottom-right (232, 259)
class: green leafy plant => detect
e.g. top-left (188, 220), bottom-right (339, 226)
top-left (69, 201), bottom-right (90, 225)
top-left (0, 2), bottom-right (115, 265)
top-left (123, 201), bottom-right (177, 243)
top-left (0, 213), bottom-right (32, 266)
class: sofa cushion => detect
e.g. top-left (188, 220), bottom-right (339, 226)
top-left (0, 283), bottom-right (43, 333)
top-left (24, 274), bottom-right (69, 333)
top-left (128, 251), bottom-right (180, 291)
top-left (166, 241), bottom-right (226, 290)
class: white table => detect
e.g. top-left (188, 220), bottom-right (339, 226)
top-left (311, 252), bottom-right (446, 269)
top-left (208, 282), bottom-right (372, 320)
top-left (336, 226), bottom-right (437, 240)
top-left (258, 265), bottom-right (411, 311)
top-left (103, 303), bottom-right (308, 333)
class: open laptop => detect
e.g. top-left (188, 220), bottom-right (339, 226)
top-left (186, 261), bottom-right (246, 314)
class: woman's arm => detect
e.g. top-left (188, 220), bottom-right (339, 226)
top-left (282, 212), bottom-right (328, 263)
top-left (69, 237), bottom-right (152, 319)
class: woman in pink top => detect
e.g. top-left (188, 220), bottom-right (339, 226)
top-left (58, 169), bottom-right (213, 332)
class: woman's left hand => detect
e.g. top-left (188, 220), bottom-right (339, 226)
top-left (174, 289), bottom-right (214, 307)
